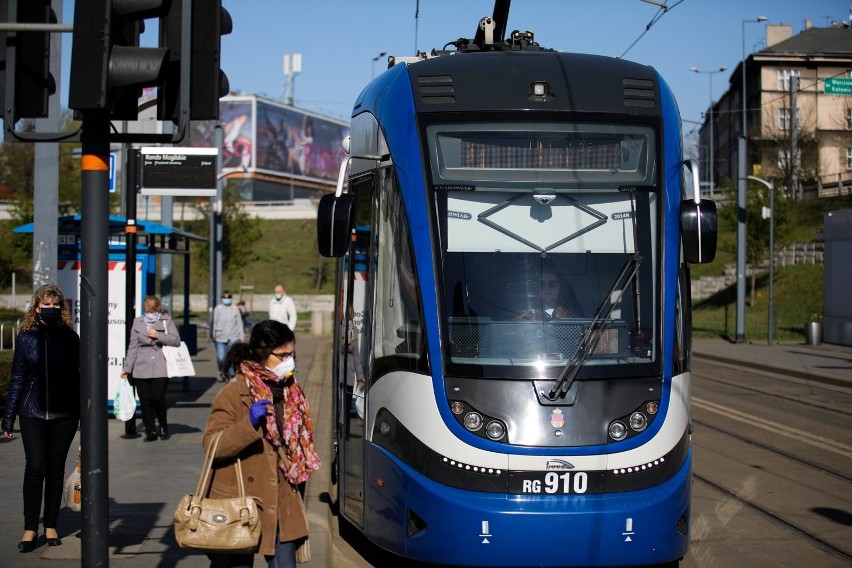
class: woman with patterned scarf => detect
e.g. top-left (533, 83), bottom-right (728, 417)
top-left (202, 320), bottom-right (320, 568)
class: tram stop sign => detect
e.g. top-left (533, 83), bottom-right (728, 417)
top-left (140, 147), bottom-right (218, 196)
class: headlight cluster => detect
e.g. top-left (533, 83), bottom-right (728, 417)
top-left (608, 400), bottom-right (659, 442)
top-left (450, 401), bottom-right (507, 442)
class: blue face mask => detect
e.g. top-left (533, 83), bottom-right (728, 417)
top-left (222, 298), bottom-right (232, 306)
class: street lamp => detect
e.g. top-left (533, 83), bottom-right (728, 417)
top-left (736, 16), bottom-right (767, 344)
top-left (747, 175), bottom-right (774, 346)
top-left (690, 66), bottom-right (727, 197)
top-left (372, 51), bottom-right (387, 79)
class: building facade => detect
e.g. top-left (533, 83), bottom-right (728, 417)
top-left (704, 21), bottom-right (852, 198)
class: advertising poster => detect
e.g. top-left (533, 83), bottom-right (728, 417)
top-left (186, 96), bottom-right (349, 187)
top-left (57, 260), bottom-right (143, 410)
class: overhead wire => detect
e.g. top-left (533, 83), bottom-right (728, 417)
top-left (619, 0), bottom-right (688, 59)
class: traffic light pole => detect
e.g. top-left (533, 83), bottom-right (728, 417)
top-left (79, 111), bottom-right (111, 568)
top-left (123, 147), bottom-right (140, 438)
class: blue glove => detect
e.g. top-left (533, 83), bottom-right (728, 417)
top-left (249, 400), bottom-right (272, 429)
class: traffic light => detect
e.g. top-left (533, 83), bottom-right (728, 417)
top-left (159, 0), bottom-right (232, 121)
top-left (69, 0), bottom-right (168, 119)
top-left (0, 0), bottom-right (57, 121)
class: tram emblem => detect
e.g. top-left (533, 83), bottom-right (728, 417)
top-left (550, 408), bottom-right (565, 428)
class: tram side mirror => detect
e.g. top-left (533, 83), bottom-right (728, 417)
top-left (317, 193), bottom-right (355, 257)
top-left (680, 199), bottom-right (717, 264)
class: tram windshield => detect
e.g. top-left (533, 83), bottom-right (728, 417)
top-left (427, 122), bottom-right (659, 378)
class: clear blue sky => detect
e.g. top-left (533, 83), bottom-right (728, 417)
top-left (59, 0), bottom-right (850, 135)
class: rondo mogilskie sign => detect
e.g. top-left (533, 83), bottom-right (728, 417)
top-left (140, 147), bottom-right (219, 196)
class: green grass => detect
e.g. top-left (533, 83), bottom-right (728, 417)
top-left (688, 193), bottom-right (852, 279)
top-left (692, 264), bottom-right (823, 342)
top-left (171, 218), bottom-right (337, 297)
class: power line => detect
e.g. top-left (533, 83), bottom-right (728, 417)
top-left (619, 0), bottom-right (687, 59)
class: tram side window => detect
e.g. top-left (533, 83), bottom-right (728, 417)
top-left (373, 168), bottom-right (429, 378)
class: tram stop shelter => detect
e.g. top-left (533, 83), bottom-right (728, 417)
top-left (15, 215), bottom-right (207, 397)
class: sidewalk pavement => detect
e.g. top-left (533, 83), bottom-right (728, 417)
top-left (0, 334), bottom-right (335, 568)
top-left (692, 338), bottom-right (852, 388)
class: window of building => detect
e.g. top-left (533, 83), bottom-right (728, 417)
top-left (777, 107), bottom-right (801, 131)
top-left (778, 69), bottom-right (800, 91)
top-left (778, 148), bottom-right (801, 169)
top-left (847, 148), bottom-right (852, 170)
top-left (847, 108), bottom-right (852, 130)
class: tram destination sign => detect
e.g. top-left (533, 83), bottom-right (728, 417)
top-left (824, 77), bottom-right (852, 95)
top-left (140, 147), bottom-right (218, 196)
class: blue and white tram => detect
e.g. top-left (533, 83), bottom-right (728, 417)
top-left (317, 5), bottom-right (717, 567)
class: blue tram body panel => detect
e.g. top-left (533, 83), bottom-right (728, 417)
top-left (364, 441), bottom-right (691, 567)
top-left (331, 29), bottom-right (712, 565)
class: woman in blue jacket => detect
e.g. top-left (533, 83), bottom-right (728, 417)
top-left (2, 284), bottom-right (81, 553)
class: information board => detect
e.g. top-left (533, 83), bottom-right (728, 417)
top-left (140, 147), bottom-right (218, 196)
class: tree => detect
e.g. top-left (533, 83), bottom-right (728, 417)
top-left (719, 176), bottom-right (791, 306)
top-left (186, 181), bottom-right (262, 283)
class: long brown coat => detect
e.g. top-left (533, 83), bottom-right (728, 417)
top-left (202, 376), bottom-right (309, 556)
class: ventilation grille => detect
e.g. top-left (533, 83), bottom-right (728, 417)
top-left (623, 78), bottom-right (655, 108)
top-left (417, 75), bottom-right (455, 105)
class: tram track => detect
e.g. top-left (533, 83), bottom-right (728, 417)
top-left (692, 473), bottom-right (852, 564)
top-left (691, 418), bottom-right (852, 483)
top-left (692, 362), bottom-right (852, 417)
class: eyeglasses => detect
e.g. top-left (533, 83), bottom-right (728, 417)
top-left (270, 350), bottom-right (294, 360)
top-left (541, 279), bottom-right (560, 289)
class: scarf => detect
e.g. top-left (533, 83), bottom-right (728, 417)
top-left (240, 360), bottom-right (321, 484)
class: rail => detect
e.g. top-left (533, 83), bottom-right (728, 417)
top-left (0, 319), bottom-right (20, 351)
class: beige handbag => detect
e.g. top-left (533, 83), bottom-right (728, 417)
top-left (174, 431), bottom-right (262, 554)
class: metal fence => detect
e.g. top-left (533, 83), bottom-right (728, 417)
top-left (0, 320), bottom-right (21, 352)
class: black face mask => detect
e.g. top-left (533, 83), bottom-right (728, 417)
top-left (39, 307), bottom-right (62, 326)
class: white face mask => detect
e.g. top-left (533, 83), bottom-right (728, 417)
top-left (270, 357), bottom-right (295, 380)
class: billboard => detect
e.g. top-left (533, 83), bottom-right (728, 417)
top-left (188, 95), bottom-right (350, 188)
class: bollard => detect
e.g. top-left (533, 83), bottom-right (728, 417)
top-left (804, 321), bottom-right (821, 346)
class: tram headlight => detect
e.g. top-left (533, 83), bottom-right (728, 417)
top-left (629, 412), bottom-right (647, 432)
top-left (485, 420), bottom-right (505, 440)
top-left (608, 420), bottom-right (627, 441)
top-left (463, 412), bottom-right (483, 431)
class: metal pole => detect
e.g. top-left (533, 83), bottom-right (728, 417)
top-left (748, 176), bottom-right (774, 345)
top-left (769, 181), bottom-right (774, 345)
top-left (790, 75), bottom-right (798, 200)
top-left (737, 17), bottom-right (766, 343)
top-left (213, 128), bottom-right (225, 308)
top-left (80, 110), bottom-right (110, 567)
top-left (709, 73), bottom-right (714, 197)
top-left (32, 0), bottom-right (63, 290)
top-left (736, 138), bottom-right (747, 343)
top-left (123, 148), bottom-right (139, 438)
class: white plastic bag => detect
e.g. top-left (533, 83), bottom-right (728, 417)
top-left (63, 448), bottom-right (81, 512)
top-left (162, 342), bottom-right (196, 378)
top-left (352, 383), bottom-right (365, 420)
top-left (114, 378), bottom-right (137, 421)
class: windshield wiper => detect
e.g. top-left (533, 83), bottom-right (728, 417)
top-left (546, 252), bottom-right (643, 400)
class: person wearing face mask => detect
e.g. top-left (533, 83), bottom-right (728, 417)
top-left (2, 284), bottom-right (80, 553)
top-left (121, 295), bottom-right (181, 442)
top-left (268, 284), bottom-right (297, 331)
top-left (212, 290), bottom-right (245, 382)
top-left (203, 320), bottom-right (320, 568)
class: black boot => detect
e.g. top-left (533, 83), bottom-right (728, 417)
top-left (158, 426), bottom-right (169, 440)
top-left (144, 431), bottom-right (158, 442)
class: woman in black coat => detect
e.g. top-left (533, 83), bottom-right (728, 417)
top-left (2, 284), bottom-right (81, 553)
